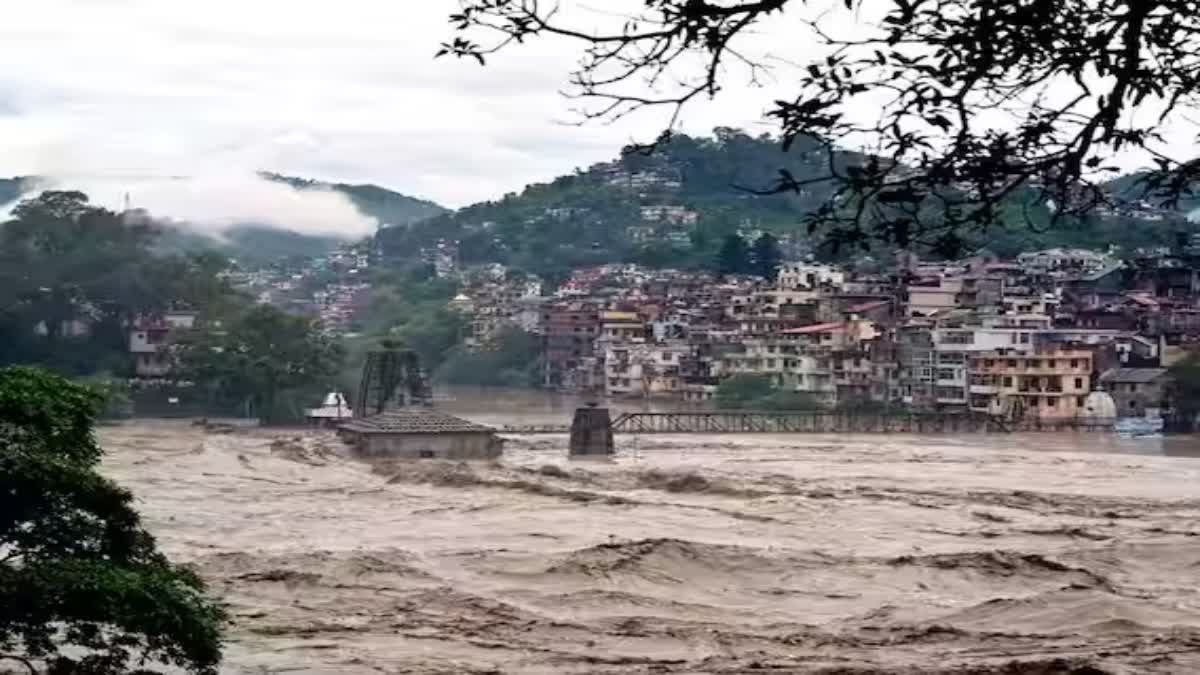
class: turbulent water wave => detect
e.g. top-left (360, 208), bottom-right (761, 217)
top-left (98, 422), bottom-right (1200, 673)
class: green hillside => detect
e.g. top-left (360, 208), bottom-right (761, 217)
top-left (375, 129), bottom-right (1199, 279)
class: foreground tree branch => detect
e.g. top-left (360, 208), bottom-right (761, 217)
top-left (442, 0), bottom-right (1200, 255)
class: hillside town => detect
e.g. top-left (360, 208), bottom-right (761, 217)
top-left (121, 229), bottom-right (1200, 431)
top-left (439, 245), bottom-right (1200, 427)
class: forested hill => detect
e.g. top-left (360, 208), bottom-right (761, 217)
top-left (0, 176), bottom-right (30, 206)
top-left (375, 129), bottom-right (1199, 281)
top-left (376, 129), bottom-right (841, 280)
top-left (260, 172), bottom-right (448, 227)
top-left (2, 174), bottom-right (446, 267)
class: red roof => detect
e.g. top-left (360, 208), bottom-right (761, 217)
top-left (1125, 293), bottom-right (1159, 308)
top-left (781, 321), bottom-right (846, 335)
top-left (847, 300), bottom-right (889, 313)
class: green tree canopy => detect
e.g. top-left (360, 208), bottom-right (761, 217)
top-left (0, 191), bottom-right (244, 376)
top-left (715, 234), bottom-right (750, 276)
top-left (177, 304), bottom-right (344, 421)
top-left (715, 374), bottom-right (821, 411)
top-left (0, 366), bottom-right (224, 674)
top-left (435, 326), bottom-right (541, 388)
top-left (750, 233), bottom-right (783, 281)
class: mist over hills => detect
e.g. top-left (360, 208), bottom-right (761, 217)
top-left (6, 129), bottom-right (1197, 275)
top-left (0, 173), bottom-right (447, 266)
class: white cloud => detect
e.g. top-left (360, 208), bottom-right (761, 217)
top-left (0, 0), bottom-right (794, 227)
top-left (4, 0), bottom-right (1197, 236)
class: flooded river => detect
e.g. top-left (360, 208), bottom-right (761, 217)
top-left (98, 390), bottom-right (1200, 673)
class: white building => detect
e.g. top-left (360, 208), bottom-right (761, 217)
top-left (776, 263), bottom-right (845, 291)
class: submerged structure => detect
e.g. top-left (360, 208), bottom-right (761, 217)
top-left (339, 409), bottom-right (502, 459)
top-left (341, 344), bottom-right (502, 459)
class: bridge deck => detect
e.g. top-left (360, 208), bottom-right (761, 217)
top-left (499, 411), bottom-right (1025, 435)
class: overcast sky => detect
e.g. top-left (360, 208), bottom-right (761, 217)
top-left (0, 0), bottom-right (798, 235)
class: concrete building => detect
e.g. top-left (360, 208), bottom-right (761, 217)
top-left (777, 263), bottom-right (845, 291)
top-left (603, 341), bottom-right (690, 397)
top-left (340, 409), bottom-right (502, 459)
top-left (129, 311), bottom-right (197, 378)
top-left (968, 346), bottom-right (1095, 420)
top-left (599, 311), bottom-right (646, 341)
top-left (905, 277), bottom-right (963, 317)
top-left (1099, 367), bottom-right (1170, 418)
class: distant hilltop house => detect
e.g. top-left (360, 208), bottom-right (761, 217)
top-left (776, 263), bottom-right (846, 291)
top-left (129, 310), bottom-right (196, 378)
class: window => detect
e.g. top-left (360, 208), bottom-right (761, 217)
top-left (1046, 398), bottom-right (1057, 408)
top-left (1077, 396), bottom-right (1086, 406)
top-left (937, 368), bottom-right (957, 380)
top-left (1029, 359), bottom-right (1041, 368)
top-left (1003, 376), bottom-right (1013, 387)
top-left (942, 331), bottom-right (975, 345)
top-left (1070, 359), bottom-right (1079, 369)
top-left (1020, 333), bottom-right (1031, 344)
top-left (1074, 377), bottom-right (1083, 389)
top-left (1030, 397), bottom-right (1040, 407)
top-left (984, 359), bottom-right (994, 367)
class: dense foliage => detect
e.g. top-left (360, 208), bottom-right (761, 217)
top-left (176, 304), bottom-right (344, 422)
top-left (1168, 355), bottom-right (1200, 429)
top-left (714, 374), bottom-right (820, 411)
top-left (0, 191), bottom-right (243, 376)
top-left (436, 327), bottom-right (541, 388)
top-left (0, 367), bottom-right (224, 674)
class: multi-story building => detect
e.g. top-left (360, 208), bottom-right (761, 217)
top-left (541, 304), bottom-right (601, 389)
top-left (968, 345), bottom-right (1095, 420)
top-left (599, 311), bottom-right (646, 341)
top-left (777, 263), bottom-right (845, 291)
top-left (129, 311), bottom-right (197, 378)
top-left (603, 341), bottom-right (690, 397)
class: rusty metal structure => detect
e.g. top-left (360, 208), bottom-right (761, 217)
top-left (353, 346), bottom-right (432, 419)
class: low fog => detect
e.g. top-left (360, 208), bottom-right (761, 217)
top-left (4, 172), bottom-right (378, 238)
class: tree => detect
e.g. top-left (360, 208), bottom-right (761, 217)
top-left (714, 374), bottom-right (775, 409)
top-left (0, 366), bottom-right (224, 674)
top-left (176, 305), bottom-right (344, 421)
top-left (443, 1), bottom-right (1200, 255)
top-left (435, 326), bottom-right (541, 387)
top-left (1167, 355), bottom-right (1200, 430)
top-left (0, 191), bottom-right (244, 375)
top-left (715, 234), bottom-right (750, 276)
top-left (714, 374), bottom-right (821, 410)
top-left (750, 233), bottom-right (783, 281)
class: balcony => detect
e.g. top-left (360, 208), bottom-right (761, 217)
top-left (969, 384), bottom-right (999, 394)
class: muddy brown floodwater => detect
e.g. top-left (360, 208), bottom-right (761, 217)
top-left (100, 412), bottom-right (1200, 674)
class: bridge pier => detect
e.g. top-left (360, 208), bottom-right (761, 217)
top-left (569, 405), bottom-right (614, 457)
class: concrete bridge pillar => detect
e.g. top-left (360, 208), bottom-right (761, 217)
top-left (569, 404), bottom-right (613, 457)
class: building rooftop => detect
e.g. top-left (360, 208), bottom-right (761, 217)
top-left (781, 321), bottom-right (846, 335)
top-left (1099, 367), bottom-right (1168, 384)
top-left (340, 409), bottom-right (496, 435)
